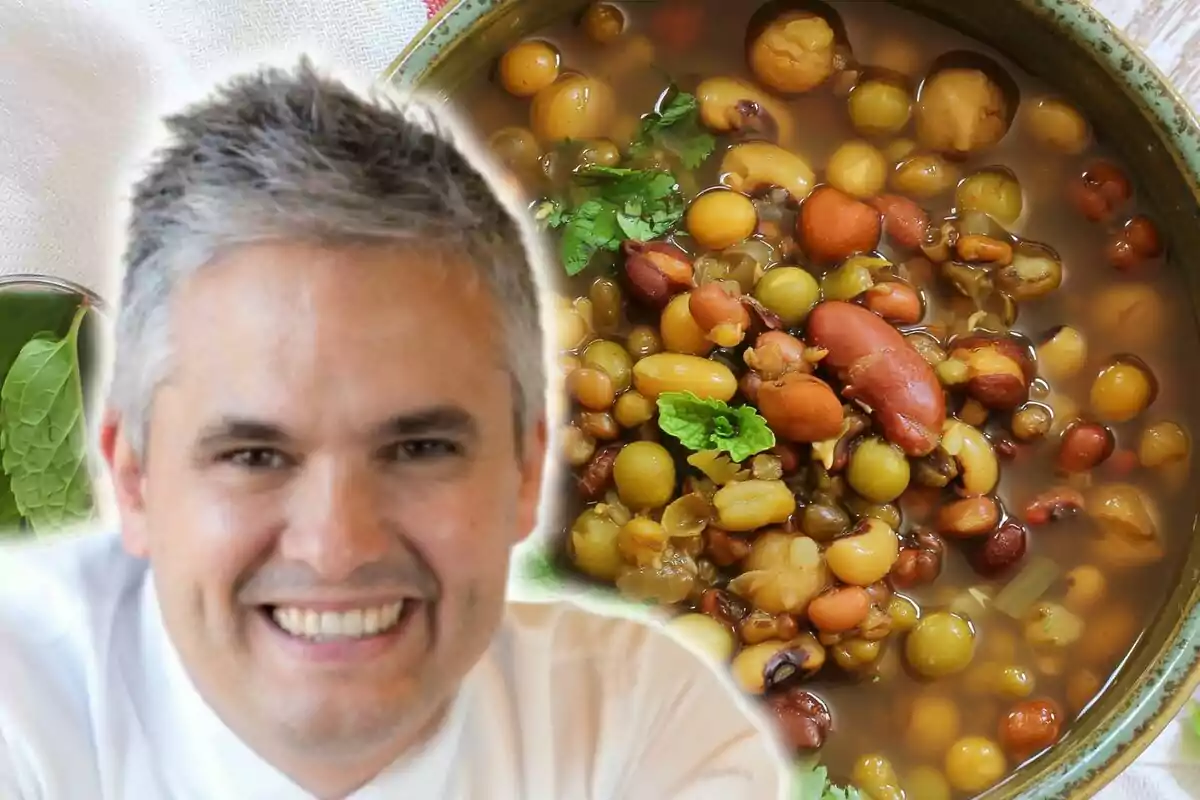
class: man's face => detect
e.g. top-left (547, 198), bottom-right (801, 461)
top-left (103, 242), bottom-right (546, 778)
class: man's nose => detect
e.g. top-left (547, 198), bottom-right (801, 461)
top-left (279, 460), bottom-right (391, 582)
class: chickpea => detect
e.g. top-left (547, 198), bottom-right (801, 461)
top-left (613, 391), bottom-right (655, 428)
top-left (1064, 565), bottom-right (1107, 613)
top-left (888, 594), bottom-right (920, 632)
top-left (613, 441), bottom-right (676, 510)
top-left (1037, 326), bottom-right (1087, 382)
top-left (1025, 97), bottom-right (1091, 155)
top-left (945, 736), bottom-right (1006, 793)
top-left (562, 424), bottom-right (597, 467)
top-left (906, 611), bottom-right (975, 678)
top-left (632, 353), bottom-right (737, 401)
top-left (891, 153), bottom-right (959, 198)
top-left (849, 79), bottom-right (913, 136)
top-left (660, 293), bottom-right (714, 357)
top-left (902, 767), bottom-right (952, 800)
top-left (570, 505), bottom-right (623, 580)
top-left (625, 325), bottom-right (663, 361)
top-left (499, 40), bottom-right (560, 97)
top-left (686, 190), bottom-right (758, 251)
top-left (827, 140), bottom-right (888, 199)
top-left (999, 699), bottom-right (1063, 760)
top-left (712, 480), bottom-right (796, 532)
top-left (917, 68), bottom-right (1010, 156)
top-left (1139, 421), bottom-right (1190, 468)
top-left (847, 437), bottom-right (911, 503)
top-left (1089, 282), bottom-right (1165, 351)
top-left (531, 74), bottom-right (615, 142)
top-left (753, 266), bottom-right (820, 326)
top-left (956, 168), bottom-right (1023, 226)
top-left (1090, 360), bottom-right (1155, 423)
top-left (906, 691), bottom-right (961, 757)
top-left (581, 2), bottom-right (625, 45)
top-left (826, 518), bottom-right (901, 586)
top-left (852, 754), bottom-right (903, 800)
top-left (748, 11), bottom-right (836, 94)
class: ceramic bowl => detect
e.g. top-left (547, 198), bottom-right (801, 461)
top-left (384, 2), bottom-right (1200, 796)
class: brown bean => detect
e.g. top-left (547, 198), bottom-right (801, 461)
top-left (705, 527), bottom-right (752, 567)
top-left (1107, 215), bottom-right (1163, 273)
top-left (622, 240), bottom-right (694, 308)
top-left (745, 330), bottom-right (811, 380)
top-left (1023, 487), bottom-right (1086, 525)
top-left (700, 588), bottom-right (749, 630)
top-left (690, 283), bottom-right (751, 346)
top-left (739, 370), bottom-right (763, 405)
top-left (798, 187), bottom-right (882, 263)
top-left (757, 372), bottom-right (846, 442)
top-left (863, 282), bottom-right (923, 325)
top-left (869, 194), bottom-right (929, 249)
top-left (948, 335), bottom-right (1035, 411)
top-left (809, 586), bottom-right (872, 633)
top-left (1067, 160), bottom-right (1132, 223)
top-left (767, 689), bottom-right (833, 751)
top-left (937, 496), bottom-right (1000, 537)
top-left (974, 521), bottom-right (1027, 576)
top-left (806, 301), bottom-right (946, 456)
top-left (773, 442), bottom-right (802, 474)
top-left (577, 444), bottom-right (621, 499)
top-left (999, 699), bottom-right (1063, 760)
top-left (956, 234), bottom-right (1014, 265)
top-left (1057, 422), bottom-right (1115, 473)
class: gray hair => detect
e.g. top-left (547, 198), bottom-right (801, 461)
top-left (110, 58), bottom-right (547, 456)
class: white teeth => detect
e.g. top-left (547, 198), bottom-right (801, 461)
top-left (272, 602), bottom-right (406, 640)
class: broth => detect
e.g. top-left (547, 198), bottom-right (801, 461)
top-left (448, 1), bottom-right (1197, 796)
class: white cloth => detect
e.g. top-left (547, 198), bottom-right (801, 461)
top-left (0, 530), bottom-right (791, 799)
top-left (0, 0), bottom-right (1198, 797)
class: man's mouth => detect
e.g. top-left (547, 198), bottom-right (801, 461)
top-left (265, 602), bottom-right (415, 642)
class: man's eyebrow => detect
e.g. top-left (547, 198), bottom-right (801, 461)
top-left (374, 406), bottom-right (480, 441)
top-left (195, 418), bottom-right (291, 448)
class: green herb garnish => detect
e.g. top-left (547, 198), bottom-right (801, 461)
top-left (630, 88), bottom-right (717, 169)
top-left (793, 765), bottom-right (863, 800)
top-left (541, 165), bottom-right (684, 276)
top-left (656, 391), bottom-right (775, 463)
top-left (1, 303), bottom-right (94, 533)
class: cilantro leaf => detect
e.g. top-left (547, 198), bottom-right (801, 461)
top-left (792, 765), bottom-right (863, 800)
top-left (630, 89), bottom-right (717, 169)
top-left (657, 391), bottom-right (775, 463)
top-left (540, 167), bottom-right (685, 276)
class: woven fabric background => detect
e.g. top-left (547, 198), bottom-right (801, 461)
top-left (0, 0), bottom-right (1198, 795)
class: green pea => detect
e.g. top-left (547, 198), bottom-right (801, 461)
top-left (847, 437), bottom-right (911, 503)
top-left (906, 611), bottom-right (976, 678)
top-left (753, 266), bottom-right (820, 326)
top-left (613, 441), bottom-right (676, 510)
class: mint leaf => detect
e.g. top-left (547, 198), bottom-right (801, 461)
top-left (630, 89), bottom-right (717, 170)
top-left (657, 391), bottom-right (775, 462)
top-left (1, 304), bottom-right (94, 533)
top-left (791, 765), bottom-right (863, 800)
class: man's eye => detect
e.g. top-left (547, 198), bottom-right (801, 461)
top-left (223, 448), bottom-right (291, 470)
top-left (385, 439), bottom-right (463, 461)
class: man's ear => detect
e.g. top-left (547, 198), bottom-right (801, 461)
top-left (514, 414), bottom-right (549, 545)
top-left (99, 407), bottom-right (150, 558)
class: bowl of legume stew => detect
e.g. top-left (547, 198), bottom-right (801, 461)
top-left (386, 1), bottom-right (1200, 796)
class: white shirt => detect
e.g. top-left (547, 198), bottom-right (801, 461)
top-left (0, 531), bottom-right (792, 799)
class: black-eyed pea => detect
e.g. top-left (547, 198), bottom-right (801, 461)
top-left (1063, 565), bottom-right (1107, 613)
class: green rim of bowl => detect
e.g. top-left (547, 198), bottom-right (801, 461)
top-left (383, 2), bottom-right (1200, 797)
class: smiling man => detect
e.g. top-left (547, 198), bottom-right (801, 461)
top-left (0, 61), bottom-right (790, 799)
